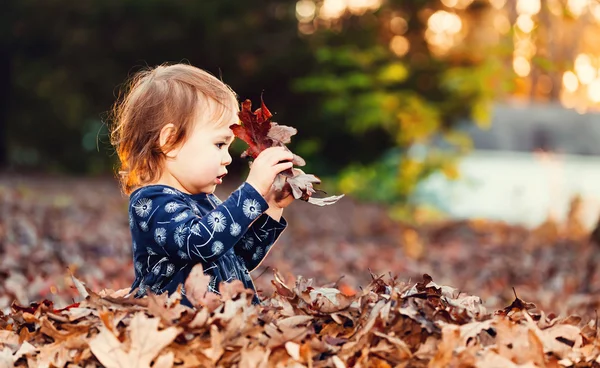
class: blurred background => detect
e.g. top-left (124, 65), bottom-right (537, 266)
top-left (3, 0), bottom-right (600, 314)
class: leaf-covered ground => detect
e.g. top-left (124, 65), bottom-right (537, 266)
top-left (1, 175), bottom-right (600, 367)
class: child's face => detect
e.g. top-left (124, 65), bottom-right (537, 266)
top-left (164, 114), bottom-right (236, 195)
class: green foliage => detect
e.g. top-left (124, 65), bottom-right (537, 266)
top-left (293, 3), bottom-right (506, 213)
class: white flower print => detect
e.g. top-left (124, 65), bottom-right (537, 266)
top-left (191, 203), bottom-right (200, 215)
top-left (132, 241), bottom-right (137, 252)
top-left (146, 247), bottom-right (157, 256)
top-left (163, 187), bottom-right (177, 195)
top-left (164, 202), bottom-right (181, 213)
top-left (244, 270), bottom-right (252, 281)
top-left (152, 264), bottom-right (161, 275)
top-left (135, 261), bottom-right (143, 274)
top-left (133, 198), bottom-right (153, 217)
top-left (177, 250), bottom-right (189, 260)
top-left (174, 224), bottom-right (188, 248)
top-left (242, 199), bottom-right (261, 219)
top-left (173, 211), bottom-right (188, 222)
top-left (252, 246), bottom-right (264, 261)
top-left (212, 241), bottom-right (224, 254)
top-left (151, 283), bottom-right (161, 293)
top-left (139, 221), bottom-right (149, 232)
top-left (129, 213), bottom-right (135, 229)
top-left (242, 235), bottom-right (254, 250)
top-left (207, 211), bottom-right (227, 232)
top-left (154, 227), bottom-right (167, 246)
top-left (208, 275), bottom-right (217, 292)
top-left (190, 223), bottom-right (201, 236)
top-left (137, 281), bottom-right (147, 296)
top-left (165, 263), bottom-right (175, 277)
top-left (230, 222), bottom-right (241, 237)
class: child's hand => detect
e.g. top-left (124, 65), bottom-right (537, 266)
top-left (246, 147), bottom-right (294, 196)
top-left (266, 182), bottom-right (294, 209)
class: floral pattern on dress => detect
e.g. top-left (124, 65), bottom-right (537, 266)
top-left (242, 199), bottom-right (261, 219)
top-left (207, 211), bottom-right (226, 232)
top-left (230, 222), bottom-right (241, 237)
top-left (154, 227), bottom-right (167, 246)
top-left (133, 198), bottom-right (152, 217)
top-left (174, 224), bottom-right (188, 248)
top-left (128, 182), bottom-right (286, 307)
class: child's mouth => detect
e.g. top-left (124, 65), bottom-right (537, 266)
top-left (215, 173), bottom-right (227, 184)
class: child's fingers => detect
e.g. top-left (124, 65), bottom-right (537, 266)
top-left (273, 161), bottom-right (294, 174)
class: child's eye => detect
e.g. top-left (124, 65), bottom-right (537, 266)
top-left (216, 143), bottom-right (226, 149)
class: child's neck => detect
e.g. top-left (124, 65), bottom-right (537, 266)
top-left (153, 171), bottom-right (191, 194)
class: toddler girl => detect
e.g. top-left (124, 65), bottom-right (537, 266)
top-left (110, 63), bottom-right (294, 307)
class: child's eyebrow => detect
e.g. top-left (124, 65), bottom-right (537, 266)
top-left (216, 135), bottom-right (234, 142)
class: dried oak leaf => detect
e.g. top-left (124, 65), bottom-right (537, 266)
top-left (184, 263), bottom-right (221, 312)
top-left (89, 312), bottom-right (181, 368)
top-left (230, 98), bottom-right (344, 206)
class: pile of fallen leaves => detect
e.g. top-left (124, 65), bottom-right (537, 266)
top-left (3, 269), bottom-right (600, 367)
top-left (3, 176), bottom-right (600, 366)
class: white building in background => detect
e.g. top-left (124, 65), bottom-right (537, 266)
top-left (416, 103), bottom-right (600, 229)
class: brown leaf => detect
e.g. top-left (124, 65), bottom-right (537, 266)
top-left (184, 264), bottom-right (221, 311)
top-left (89, 312), bottom-right (181, 368)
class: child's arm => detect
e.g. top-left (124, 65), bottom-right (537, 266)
top-left (234, 212), bottom-right (287, 271)
top-left (234, 192), bottom-right (292, 271)
top-left (134, 183), bottom-right (270, 264)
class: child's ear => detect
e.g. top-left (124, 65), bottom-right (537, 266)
top-left (159, 123), bottom-right (180, 158)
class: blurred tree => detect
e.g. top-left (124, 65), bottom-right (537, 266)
top-left (5, 0), bottom-right (313, 174)
top-left (291, 0), bottom-right (510, 218)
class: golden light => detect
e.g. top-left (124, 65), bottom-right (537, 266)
top-left (516, 15), bottom-right (535, 33)
top-left (428, 10), bottom-right (462, 34)
top-left (347, 0), bottom-right (381, 14)
top-left (390, 35), bottom-right (410, 57)
top-left (516, 0), bottom-right (541, 15)
top-left (514, 38), bottom-right (536, 58)
top-left (563, 71), bottom-right (579, 92)
top-left (296, 0), bottom-right (316, 22)
top-left (567, 0), bottom-right (589, 17)
top-left (588, 78), bottom-right (600, 102)
top-left (513, 56), bottom-right (531, 77)
top-left (454, 0), bottom-right (474, 9)
top-left (575, 54), bottom-right (596, 85)
top-left (489, 0), bottom-right (507, 9)
top-left (320, 0), bottom-right (346, 19)
top-left (390, 16), bottom-right (408, 34)
top-left (493, 13), bottom-right (511, 34)
top-left (547, 0), bottom-right (563, 16)
top-left (441, 0), bottom-right (459, 7)
top-left (590, 2), bottom-right (600, 21)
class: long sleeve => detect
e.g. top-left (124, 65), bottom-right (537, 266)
top-left (234, 213), bottom-right (287, 271)
top-left (131, 183), bottom-right (269, 265)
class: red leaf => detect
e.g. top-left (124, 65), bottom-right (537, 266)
top-left (230, 98), bottom-right (343, 206)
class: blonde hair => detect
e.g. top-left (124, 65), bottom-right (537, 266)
top-left (110, 63), bottom-right (239, 194)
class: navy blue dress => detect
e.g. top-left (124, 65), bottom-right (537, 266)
top-left (128, 182), bottom-right (287, 307)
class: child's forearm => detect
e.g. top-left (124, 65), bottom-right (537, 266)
top-left (265, 204), bottom-right (283, 222)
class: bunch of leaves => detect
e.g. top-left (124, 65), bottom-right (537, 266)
top-left (3, 267), bottom-right (600, 368)
top-left (231, 99), bottom-right (344, 206)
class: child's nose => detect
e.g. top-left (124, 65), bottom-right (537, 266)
top-left (222, 151), bottom-right (232, 166)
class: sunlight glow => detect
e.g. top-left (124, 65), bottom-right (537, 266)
top-left (516, 15), bottom-right (535, 33)
top-left (296, 1), bottom-right (317, 22)
top-left (513, 56), bottom-right (531, 77)
top-left (516, 0), bottom-right (541, 15)
top-left (575, 54), bottom-right (596, 85)
top-left (563, 71), bottom-right (579, 93)
top-left (567, 0), bottom-right (589, 17)
top-left (320, 0), bottom-right (346, 19)
top-left (390, 35), bottom-right (410, 57)
top-left (588, 78), bottom-right (600, 102)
